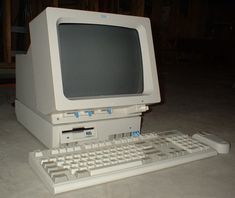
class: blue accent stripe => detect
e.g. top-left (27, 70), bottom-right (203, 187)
top-left (132, 131), bottom-right (140, 137)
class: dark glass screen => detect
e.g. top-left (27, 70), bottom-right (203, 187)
top-left (58, 24), bottom-right (143, 98)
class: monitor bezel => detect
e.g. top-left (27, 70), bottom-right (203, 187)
top-left (46, 8), bottom-right (160, 112)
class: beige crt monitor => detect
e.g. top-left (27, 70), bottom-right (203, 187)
top-left (15, 7), bottom-right (161, 148)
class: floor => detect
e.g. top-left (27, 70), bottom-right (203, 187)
top-left (0, 64), bottom-right (235, 198)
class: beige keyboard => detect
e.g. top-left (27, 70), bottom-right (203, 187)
top-left (29, 130), bottom-right (217, 194)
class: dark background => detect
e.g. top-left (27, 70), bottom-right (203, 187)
top-left (0, 0), bottom-right (234, 93)
top-left (0, 2), bottom-right (234, 197)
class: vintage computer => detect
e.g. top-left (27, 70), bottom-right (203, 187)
top-left (15, 8), bottom-right (225, 194)
top-left (15, 7), bottom-right (160, 148)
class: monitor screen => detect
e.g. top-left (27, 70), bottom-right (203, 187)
top-left (58, 24), bottom-right (143, 99)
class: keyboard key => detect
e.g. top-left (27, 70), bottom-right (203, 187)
top-left (75, 170), bottom-right (90, 178)
top-left (74, 146), bottom-right (81, 151)
top-left (66, 147), bottom-right (74, 152)
top-left (49, 168), bottom-right (69, 183)
top-left (59, 148), bottom-right (66, 153)
top-left (35, 151), bottom-right (43, 157)
top-left (42, 161), bottom-right (56, 168)
top-left (90, 160), bottom-right (142, 176)
top-left (51, 149), bottom-right (59, 155)
top-left (52, 174), bottom-right (68, 183)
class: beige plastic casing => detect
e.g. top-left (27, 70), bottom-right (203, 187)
top-left (17, 7), bottom-right (160, 115)
top-left (15, 8), bottom-right (161, 148)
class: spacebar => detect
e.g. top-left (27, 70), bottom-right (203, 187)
top-left (90, 160), bottom-right (143, 176)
